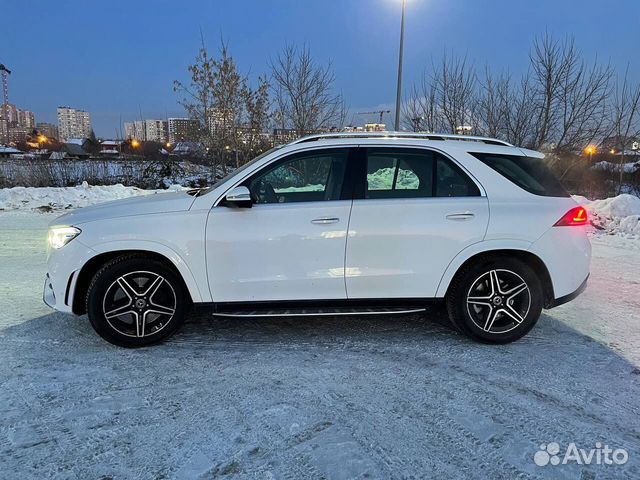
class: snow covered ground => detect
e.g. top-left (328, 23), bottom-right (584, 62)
top-left (0, 182), bottom-right (186, 211)
top-left (0, 207), bottom-right (639, 479)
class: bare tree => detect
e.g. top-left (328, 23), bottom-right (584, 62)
top-left (502, 74), bottom-right (538, 147)
top-left (270, 45), bottom-right (345, 136)
top-left (610, 66), bottom-right (640, 193)
top-left (173, 41), bottom-right (216, 153)
top-left (554, 58), bottom-right (612, 152)
top-left (242, 75), bottom-right (272, 163)
top-left (403, 53), bottom-right (477, 134)
top-left (475, 68), bottom-right (510, 138)
top-left (209, 41), bottom-right (249, 170)
top-left (174, 38), bottom-right (270, 173)
top-left (529, 33), bottom-right (571, 149)
top-left (435, 54), bottom-right (477, 134)
top-left (528, 33), bottom-right (612, 152)
top-left (403, 74), bottom-right (443, 132)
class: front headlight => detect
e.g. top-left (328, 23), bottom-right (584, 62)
top-left (48, 226), bottom-right (82, 249)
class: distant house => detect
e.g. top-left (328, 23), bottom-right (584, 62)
top-left (172, 141), bottom-right (203, 156)
top-left (61, 142), bottom-right (90, 159)
top-left (100, 140), bottom-right (120, 156)
top-left (66, 138), bottom-right (89, 148)
top-left (0, 146), bottom-right (23, 158)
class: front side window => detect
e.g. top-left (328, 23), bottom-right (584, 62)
top-left (365, 148), bottom-right (479, 199)
top-left (247, 149), bottom-right (349, 204)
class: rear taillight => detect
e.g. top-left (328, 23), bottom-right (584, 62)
top-left (554, 206), bottom-right (588, 227)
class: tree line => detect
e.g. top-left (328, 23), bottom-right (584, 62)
top-left (173, 39), bottom-right (345, 175)
top-left (174, 33), bottom-right (640, 195)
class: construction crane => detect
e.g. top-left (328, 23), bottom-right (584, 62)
top-left (0, 63), bottom-right (10, 143)
top-left (357, 110), bottom-right (391, 124)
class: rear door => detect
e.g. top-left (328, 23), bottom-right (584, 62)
top-left (345, 146), bottom-right (489, 299)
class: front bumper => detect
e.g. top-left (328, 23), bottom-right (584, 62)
top-left (43, 274), bottom-right (56, 308)
top-left (45, 237), bottom-right (95, 314)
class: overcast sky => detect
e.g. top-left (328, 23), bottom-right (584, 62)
top-left (5, 0), bottom-right (640, 137)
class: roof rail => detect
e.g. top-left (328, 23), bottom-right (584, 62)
top-left (289, 131), bottom-right (513, 147)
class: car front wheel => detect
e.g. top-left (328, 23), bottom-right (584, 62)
top-left (86, 255), bottom-right (189, 347)
top-left (446, 257), bottom-right (543, 343)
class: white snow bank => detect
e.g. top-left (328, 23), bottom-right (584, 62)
top-left (0, 182), bottom-right (187, 211)
top-left (592, 160), bottom-right (640, 173)
top-left (573, 193), bottom-right (640, 238)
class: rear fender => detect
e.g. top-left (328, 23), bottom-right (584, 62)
top-left (435, 239), bottom-right (534, 297)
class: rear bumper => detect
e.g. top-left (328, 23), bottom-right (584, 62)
top-left (547, 274), bottom-right (589, 308)
top-left (528, 226), bottom-right (591, 299)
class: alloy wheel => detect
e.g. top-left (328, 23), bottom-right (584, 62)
top-left (466, 269), bottom-right (531, 334)
top-left (102, 271), bottom-right (176, 338)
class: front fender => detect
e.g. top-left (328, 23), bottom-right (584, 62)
top-left (89, 240), bottom-right (209, 303)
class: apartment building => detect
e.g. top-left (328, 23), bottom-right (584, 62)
top-left (57, 106), bottom-right (92, 141)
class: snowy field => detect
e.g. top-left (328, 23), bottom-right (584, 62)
top-left (1, 188), bottom-right (640, 479)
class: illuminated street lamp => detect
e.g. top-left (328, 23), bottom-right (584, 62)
top-left (584, 145), bottom-right (597, 162)
top-left (394, 0), bottom-right (407, 131)
top-left (131, 139), bottom-right (140, 148)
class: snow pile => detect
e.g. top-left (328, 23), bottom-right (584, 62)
top-left (574, 194), bottom-right (640, 238)
top-left (0, 182), bottom-right (187, 211)
top-left (592, 160), bottom-right (640, 173)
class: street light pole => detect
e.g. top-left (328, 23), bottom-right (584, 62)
top-left (394, 0), bottom-right (406, 131)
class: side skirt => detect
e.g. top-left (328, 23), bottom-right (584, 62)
top-left (192, 298), bottom-right (444, 317)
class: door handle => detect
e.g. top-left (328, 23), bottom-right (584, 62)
top-left (311, 217), bottom-right (340, 225)
top-left (446, 212), bottom-right (475, 221)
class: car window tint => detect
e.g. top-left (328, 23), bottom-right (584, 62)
top-left (435, 157), bottom-right (481, 197)
top-left (366, 149), bottom-right (433, 199)
top-left (470, 152), bottom-right (569, 197)
top-left (248, 149), bottom-right (349, 204)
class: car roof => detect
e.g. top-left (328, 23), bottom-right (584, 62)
top-left (281, 133), bottom-right (542, 158)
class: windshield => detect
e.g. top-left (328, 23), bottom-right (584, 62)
top-left (199, 146), bottom-right (282, 195)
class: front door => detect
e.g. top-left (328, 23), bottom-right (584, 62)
top-left (206, 147), bottom-right (355, 303)
top-left (345, 147), bottom-right (489, 299)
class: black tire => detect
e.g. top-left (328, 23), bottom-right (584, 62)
top-left (86, 254), bottom-right (189, 347)
top-left (446, 257), bottom-right (543, 344)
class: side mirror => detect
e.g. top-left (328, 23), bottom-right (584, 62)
top-left (223, 186), bottom-right (253, 208)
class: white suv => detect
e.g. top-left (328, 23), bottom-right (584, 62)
top-left (44, 133), bottom-right (591, 347)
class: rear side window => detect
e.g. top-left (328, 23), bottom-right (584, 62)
top-left (366, 149), bottom-right (433, 199)
top-left (435, 157), bottom-right (479, 197)
top-left (470, 152), bottom-right (569, 197)
top-left (365, 148), bottom-right (480, 199)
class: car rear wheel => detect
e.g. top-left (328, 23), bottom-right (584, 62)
top-left (446, 257), bottom-right (543, 343)
top-left (86, 255), bottom-right (189, 347)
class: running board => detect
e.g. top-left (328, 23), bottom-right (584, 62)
top-left (213, 306), bottom-right (426, 318)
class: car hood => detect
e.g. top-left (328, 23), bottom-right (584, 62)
top-left (50, 191), bottom-right (196, 227)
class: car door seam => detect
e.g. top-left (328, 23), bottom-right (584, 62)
top-left (343, 199), bottom-right (354, 299)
